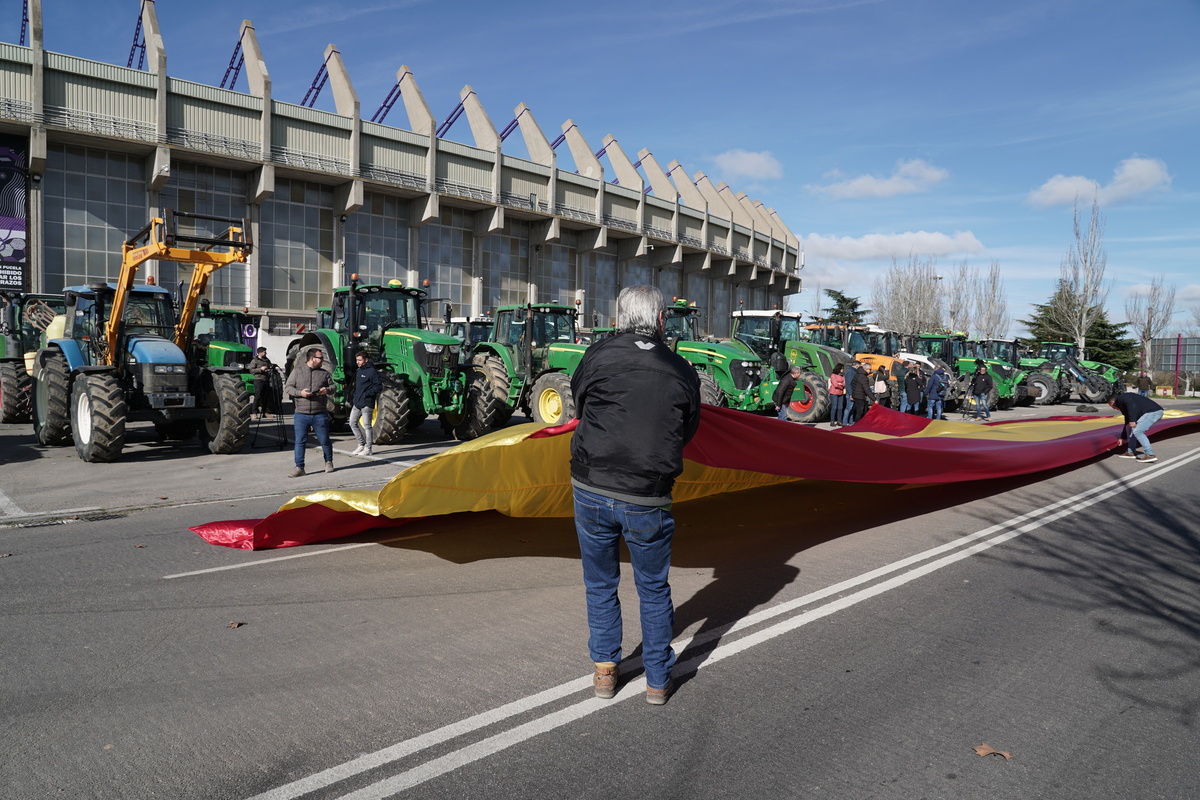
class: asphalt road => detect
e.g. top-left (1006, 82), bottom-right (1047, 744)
top-left (2, 401), bottom-right (1198, 800)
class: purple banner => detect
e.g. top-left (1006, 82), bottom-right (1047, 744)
top-left (0, 134), bottom-right (30, 290)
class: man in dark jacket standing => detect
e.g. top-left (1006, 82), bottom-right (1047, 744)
top-left (849, 362), bottom-right (872, 424)
top-left (284, 347), bottom-right (334, 477)
top-left (570, 285), bottom-right (701, 706)
top-left (968, 362), bottom-right (994, 420)
top-left (349, 349), bottom-right (382, 457)
top-left (773, 365), bottom-right (801, 421)
top-left (925, 366), bottom-right (948, 420)
top-left (1109, 390), bottom-right (1164, 463)
top-left (902, 362), bottom-right (924, 414)
top-left (249, 347), bottom-right (276, 417)
top-left (842, 361), bottom-right (861, 425)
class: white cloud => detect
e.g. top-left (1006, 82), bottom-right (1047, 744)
top-left (1027, 156), bottom-right (1171, 207)
top-left (710, 149), bottom-right (783, 181)
top-left (806, 159), bottom-right (949, 200)
top-left (802, 230), bottom-right (985, 260)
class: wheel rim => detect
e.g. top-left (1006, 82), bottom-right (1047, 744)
top-left (789, 386), bottom-right (814, 413)
top-left (538, 387), bottom-right (562, 421)
top-left (204, 390), bottom-right (220, 438)
top-left (75, 388), bottom-right (93, 444)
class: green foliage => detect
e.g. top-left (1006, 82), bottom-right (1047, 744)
top-left (822, 289), bottom-right (871, 323)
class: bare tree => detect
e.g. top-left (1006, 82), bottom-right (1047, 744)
top-left (945, 259), bottom-right (977, 333)
top-left (1049, 196), bottom-right (1110, 356)
top-left (1188, 301), bottom-right (1200, 336)
top-left (1125, 274), bottom-right (1178, 374)
top-left (870, 254), bottom-right (943, 333)
top-left (974, 260), bottom-right (1009, 338)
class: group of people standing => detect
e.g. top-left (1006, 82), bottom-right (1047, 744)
top-left (825, 360), bottom-right (996, 425)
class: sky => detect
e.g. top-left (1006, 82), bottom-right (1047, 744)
top-left (16, 0), bottom-right (1200, 336)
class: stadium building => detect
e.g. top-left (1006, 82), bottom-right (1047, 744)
top-left (1, 0), bottom-right (801, 337)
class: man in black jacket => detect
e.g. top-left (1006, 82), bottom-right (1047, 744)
top-left (1109, 390), bottom-right (1164, 463)
top-left (968, 362), bottom-right (994, 420)
top-left (570, 285), bottom-right (701, 706)
top-left (773, 365), bottom-right (801, 421)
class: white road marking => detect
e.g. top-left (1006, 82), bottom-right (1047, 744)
top-left (0, 486), bottom-right (25, 516)
top-left (162, 533), bottom-right (433, 579)
top-left (247, 447), bottom-right (1200, 800)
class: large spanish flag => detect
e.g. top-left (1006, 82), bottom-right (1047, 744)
top-left (192, 405), bottom-right (1199, 550)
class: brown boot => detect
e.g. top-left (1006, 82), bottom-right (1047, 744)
top-left (593, 662), bottom-right (618, 699)
top-left (646, 679), bottom-right (673, 706)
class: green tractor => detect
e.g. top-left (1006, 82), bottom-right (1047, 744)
top-left (661, 299), bottom-right (768, 412)
top-left (448, 315), bottom-right (494, 349)
top-left (286, 276), bottom-right (494, 442)
top-left (1020, 342), bottom-right (1116, 404)
top-left (1, 291), bottom-right (65, 423)
top-left (471, 302), bottom-right (588, 426)
top-left (190, 301), bottom-right (256, 395)
top-left (903, 331), bottom-right (1026, 411)
top-left (969, 338), bottom-right (1039, 406)
top-left (728, 309), bottom-right (838, 422)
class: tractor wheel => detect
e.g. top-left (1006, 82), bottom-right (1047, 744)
top-left (786, 370), bottom-right (831, 423)
top-left (70, 372), bottom-right (126, 462)
top-left (439, 365), bottom-right (498, 441)
top-left (473, 352), bottom-right (514, 426)
top-left (884, 379), bottom-right (902, 410)
top-left (200, 372), bottom-right (251, 454)
top-left (155, 420), bottom-right (200, 441)
top-left (1078, 383), bottom-right (1109, 404)
top-left (1, 361), bottom-right (33, 423)
top-left (697, 371), bottom-right (724, 406)
top-left (1026, 372), bottom-right (1057, 405)
top-left (371, 372), bottom-right (410, 445)
top-left (33, 351), bottom-right (72, 446)
top-left (530, 371), bottom-right (575, 425)
top-left (407, 397), bottom-right (427, 432)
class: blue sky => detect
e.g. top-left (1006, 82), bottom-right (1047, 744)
top-left (18, 0), bottom-right (1200, 335)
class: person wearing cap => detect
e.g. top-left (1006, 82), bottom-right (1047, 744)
top-left (1109, 390), bottom-right (1164, 463)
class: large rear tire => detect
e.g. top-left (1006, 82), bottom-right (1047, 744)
top-left (530, 371), bottom-right (575, 425)
top-left (200, 372), bottom-right (251, 454)
top-left (71, 372), bottom-right (126, 462)
top-left (473, 352), bottom-right (514, 426)
top-left (786, 370), bottom-right (831, 423)
top-left (372, 372), bottom-right (410, 445)
top-left (698, 371), bottom-right (724, 406)
top-left (439, 366), bottom-right (497, 440)
top-left (1, 360), bottom-right (32, 423)
top-left (1078, 383), bottom-right (1109, 404)
top-left (33, 351), bottom-right (72, 446)
top-left (1026, 372), bottom-right (1057, 405)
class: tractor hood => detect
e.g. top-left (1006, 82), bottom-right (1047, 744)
top-left (675, 339), bottom-right (762, 367)
top-left (383, 328), bottom-right (461, 348)
top-left (127, 334), bottom-right (187, 365)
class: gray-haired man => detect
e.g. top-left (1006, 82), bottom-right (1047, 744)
top-left (570, 285), bottom-right (702, 705)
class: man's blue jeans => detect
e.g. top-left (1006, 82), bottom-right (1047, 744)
top-left (973, 393), bottom-right (990, 419)
top-left (573, 486), bottom-right (676, 690)
top-left (927, 398), bottom-right (944, 419)
top-left (294, 411), bottom-right (333, 468)
top-left (1128, 410), bottom-right (1164, 455)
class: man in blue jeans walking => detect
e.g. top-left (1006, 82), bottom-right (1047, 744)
top-left (1109, 390), bottom-right (1164, 463)
top-left (570, 285), bottom-right (701, 705)
top-left (283, 347), bottom-right (335, 477)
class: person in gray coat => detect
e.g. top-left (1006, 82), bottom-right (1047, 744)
top-left (283, 347), bottom-right (334, 477)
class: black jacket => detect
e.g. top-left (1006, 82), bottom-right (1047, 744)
top-left (773, 371), bottom-right (798, 407)
top-left (849, 366), bottom-right (871, 401)
top-left (1112, 392), bottom-right (1163, 439)
top-left (352, 361), bottom-right (383, 408)
top-left (969, 370), bottom-right (994, 395)
top-left (904, 370), bottom-right (924, 402)
top-left (570, 332), bottom-right (702, 505)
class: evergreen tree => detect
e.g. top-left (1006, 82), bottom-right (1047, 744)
top-left (822, 289), bottom-right (871, 323)
top-left (1019, 290), bottom-right (1137, 370)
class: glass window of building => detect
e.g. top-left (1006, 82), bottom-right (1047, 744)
top-left (43, 145), bottom-right (146, 292)
top-left (482, 219), bottom-right (529, 311)
top-left (418, 206), bottom-right (473, 315)
top-left (535, 241), bottom-right (574, 305)
top-left (258, 178), bottom-right (334, 312)
top-left (345, 192), bottom-right (409, 287)
top-left (582, 249), bottom-right (617, 328)
top-left (157, 162), bottom-right (249, 306)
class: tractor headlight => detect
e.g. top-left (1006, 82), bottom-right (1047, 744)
top-left (152, 364), bottom-right (187, 374)
top-left (449, 345), bottom-right (460, 355)
top-left (424, 344), bottom-right (444, 354)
